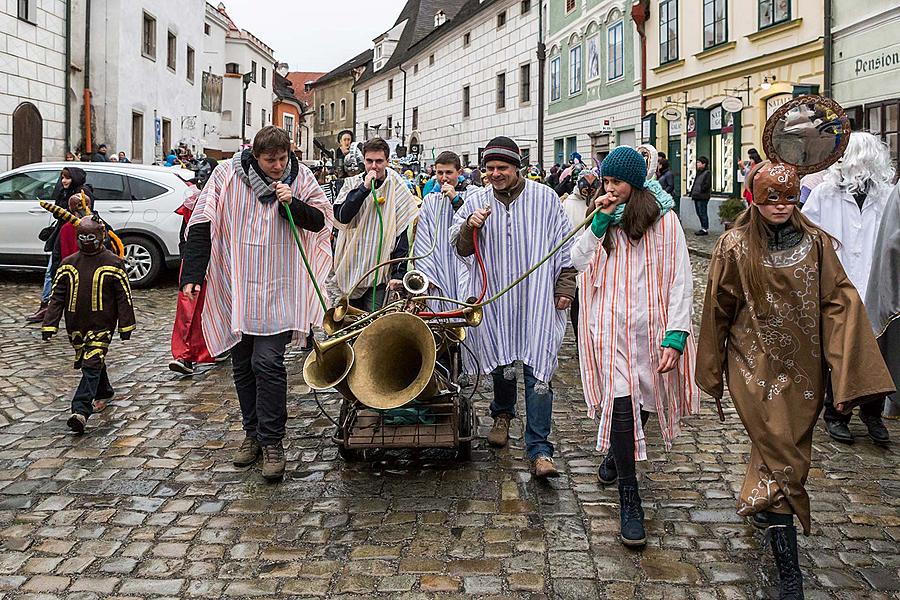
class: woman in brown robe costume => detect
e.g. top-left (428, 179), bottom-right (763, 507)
top-left (696, 161), bottom-right (894, 600)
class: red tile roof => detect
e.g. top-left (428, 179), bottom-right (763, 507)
top-left (286, 72), bottom-right (326, 106)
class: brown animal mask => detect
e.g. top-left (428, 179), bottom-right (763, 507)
top-left (748, 161), bottom-right (800, 205)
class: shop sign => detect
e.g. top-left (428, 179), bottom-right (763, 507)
top-left (710, 106), bottom-right (723, 130)
top-left (721, 96), bottom-right (743, 113)
top-left (766, 94), bottom-right (792, 119)
top-left (641, 118), bottom-right (651, 141)
top-left (668, 118), bottom-right (682, 136)
top-left (686, 114), bottom-right (697, 138)
top-left (661, 107), bottom-right (681, 121)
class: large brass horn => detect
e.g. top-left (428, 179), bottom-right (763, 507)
top-left (302, 340), bottom-right (355, 393)
top-left (347, 312), bottom-right (440, 410)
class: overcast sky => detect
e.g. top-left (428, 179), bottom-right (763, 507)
top-left (220, 0), bottom-right (409, 73)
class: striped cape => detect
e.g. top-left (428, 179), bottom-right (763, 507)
top-left (188, 159), bottom-right (333, 357)
top-left (451, 180), bottom-right (574, 383)
top-left (413, 190), bottom-right (474, 313)
top-left (333, 170), bottom-right (419, 298)
top-left (573, 211), bottom-right (700, 460)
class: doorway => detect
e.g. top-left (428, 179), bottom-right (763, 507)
top-left (668, 135), bottom-right (682, 210)
top-left (12, 102), bottom-right (42, 168)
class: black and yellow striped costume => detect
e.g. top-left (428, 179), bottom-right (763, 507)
top-left (42, 250), bottom-right (136, 369)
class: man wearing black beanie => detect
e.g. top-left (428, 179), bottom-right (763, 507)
top-left (452, 136), bottom-right (577, 478)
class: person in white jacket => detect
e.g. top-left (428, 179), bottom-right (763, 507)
top-left (802, 131), bottom-right (894, 445)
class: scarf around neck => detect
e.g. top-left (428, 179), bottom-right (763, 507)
top-left (609, 178), bottom-right (676, 224)
top-left (233, 150), bottom-right (299, 203)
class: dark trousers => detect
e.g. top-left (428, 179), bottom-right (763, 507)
top-left (349, 284), bottom-right (387, 312)
top-left (570, 290), bottom-right (579, 339)
top-left (609, 397), bottom-right (651, 486)
top-left (693, 199), bottom-right (710, 230)
top-left (822, 376), bottom-right (884, 424)
top-left (231, 331), bottom-right (292, 446)
top-left (72, 365), bottom-right (114, 417)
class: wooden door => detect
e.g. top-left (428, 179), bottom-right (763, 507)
top-left (12, 103), bottom-right (42, 168)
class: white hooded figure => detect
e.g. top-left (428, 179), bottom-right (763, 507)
top-left (802, 132), bottom-right (896, 300)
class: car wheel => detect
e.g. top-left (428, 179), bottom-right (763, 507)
top-left (121, 235), bottom-right (162, 288)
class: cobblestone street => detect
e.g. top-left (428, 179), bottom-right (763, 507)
top-left (0, 240), bottom-right (897, 600)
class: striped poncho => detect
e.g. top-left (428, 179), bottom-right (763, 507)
top-left (412, 190), bottom-right (475, 313)
top-left (188, 160), bottom-right (333, 357)
top-left (333, 170), bottom-right (419, 298)
top-left (572, 210), bottom-right (700, 460)
top-left (451, 180), bottom-right (575, 383)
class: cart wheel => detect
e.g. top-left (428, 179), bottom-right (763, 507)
top-left (457, 397), bottom-right (473, 462)
top-left (338, 444), bottom-right (363, 462)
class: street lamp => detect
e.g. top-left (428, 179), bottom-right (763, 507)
top-left (761, 75), bottom-right (776, 91)
top-left (394, 122), bottom-right (402, 140)
top-left (241, 71), bottom-right (252, 145)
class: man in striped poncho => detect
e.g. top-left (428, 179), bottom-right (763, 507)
top-left (453, 136), bottom-right (577, 478)
top-left (180, 127), bottom-right (333, 482)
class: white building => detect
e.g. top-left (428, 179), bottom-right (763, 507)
top-left (211, 4), bottom-right (275, 155)
top-left (1, 0), bottom-right (68, 170)
top-left (198, 2), bottom-right (230, 157)
top-left (354, 0), bottom-right (540, 167)
top-left (69, 0), bottom-right (204, 163)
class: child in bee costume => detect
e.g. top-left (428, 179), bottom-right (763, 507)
top-left (41, 209), bottom-right (136, 434)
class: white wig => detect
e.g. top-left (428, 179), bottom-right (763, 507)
top-left (825, 131), bottom-right (895, 193)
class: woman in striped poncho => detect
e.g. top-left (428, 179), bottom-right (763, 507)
top-left (571, 146), bottom-right (700, 548)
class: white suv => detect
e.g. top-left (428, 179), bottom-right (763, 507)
top-left (0, 162), bottom-right (195, 287)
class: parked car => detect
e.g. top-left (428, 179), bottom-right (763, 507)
top-left (0, 162), bottom-right (195, 287)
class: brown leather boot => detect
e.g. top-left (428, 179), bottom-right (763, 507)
top-left (261, 442), bottom-right (286, 481)
top-left (233, 436), bottom-right (261, 467)
top-left (531, 455), bottom-right (560, 478)
top-left (487, 414), bottom-right (512, 447)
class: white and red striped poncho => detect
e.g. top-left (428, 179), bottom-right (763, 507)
top-left (188, 160), bottom-right (333, 357)
top-left (572, 210), bottom-right (700, 460)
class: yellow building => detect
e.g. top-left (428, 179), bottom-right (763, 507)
top-left (641, 0), bottom-right (824, 204)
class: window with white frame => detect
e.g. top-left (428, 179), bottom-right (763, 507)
top-left (569, 44), bottom-right (582, 95)
top-left (607, 21), bottom-right (624, 81)
top-left (142, 12), bottom-right (156, 60)
top-left (329, 102), bottom-right (335, 121)
top-left (340, 99), bottom-right (347, 120)
top-left (283, 114), bottom-right (294, 139)
top-left (587, 34), bottom-right (601, 80)
top-left (319, 104), bottom-right (325, 123)
top-left (550, 56), bottom-right (561, 101)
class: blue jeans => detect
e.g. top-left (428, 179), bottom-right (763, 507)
top-left (41, 256), bottom-right (53, 302)
top-left (490, 363), bottom-right (554, 460)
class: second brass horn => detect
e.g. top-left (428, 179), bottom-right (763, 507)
top-left (346, 312), bottom-right (441, 410)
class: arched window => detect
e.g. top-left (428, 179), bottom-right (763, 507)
top-left (340, 99), bottom-right (347, 120)
top-left (329, 102), bottom-right (336, 121)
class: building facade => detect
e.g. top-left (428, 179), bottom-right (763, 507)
top-left (273, 66), bottom-right (304, 156)
top-left (310, 50), bottom-right (370, 160)
top-left (286, 70), bottom-right (325, 161)
top-left (642, 0), bottom-right (824, 226)
top-left (353, 0), bottom-right (540, 168)
top-left (831, 0), bottom-right (899, 172)
top-left (544, 0), bottom-right (641, 168)
top-left (69, 0), bottom-right (205, 164)
top-left (1, 0), bottom-right (69, 170)
top-left (198, 2), bottom-right (229, 158)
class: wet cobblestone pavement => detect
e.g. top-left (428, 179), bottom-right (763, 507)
top-left (0, 236), bottom-right (897, 599)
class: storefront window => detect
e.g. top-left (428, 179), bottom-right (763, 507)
top-left (865, 100), bottom-right (900, 176)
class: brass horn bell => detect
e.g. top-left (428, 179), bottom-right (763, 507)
top-left (323, 301), bottom-right (367, 335)
top-left (347, 312), bottom-right (441, 410)
top-left (402, 269), bottom-right (429, 295)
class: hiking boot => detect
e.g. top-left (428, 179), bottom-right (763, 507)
top-left (824, 420), bottom-right (854, 444)
top-left (25, 301), bottom-right (48, 324)
top-left (487, 414), bottom-right (512, 447)
top-left (261, 442), bottom-right (286, 481)
top-left (694, 229), bottom-right (709, 236)
top-left (168, 359), bottom-right (194, 375)
top-left (860, 414), bottom-right (890, 445)
top-left (531, 455), bottom-right (559, 478)
top-left (66, 413), bottom-right (86, 434)
top-left (768, 524), bottom-right (804, 599)
top-left (597, 452), bottom-right (617, 485)
top-left (233, 436), bottom-right (261, 467)
top-left (618, 482), bottom-right (646, 547)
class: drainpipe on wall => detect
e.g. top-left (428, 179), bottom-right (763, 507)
top-left (823, 0), bottom-right (833, 98)
top-left (630, 0), bottom-right (649, 118)
top-left (64, 0), bottom-right (71, 153)
top-left (83, 0), bottom-right (92, 154)
top-left (537, 2), bottom-right (546, 169)
top-left (398, 64), bottom-right (407, 146)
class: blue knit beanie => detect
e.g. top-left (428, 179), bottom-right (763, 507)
top-left (601, 146), bottom-right (647, 190)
